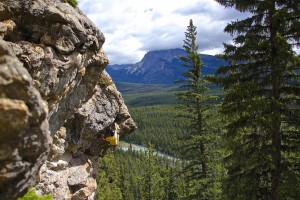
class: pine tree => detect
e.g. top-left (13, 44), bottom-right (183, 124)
top-left (141, 144), bottom-right (163, 200)
top-left (175, 19), bottom-right (222, 199)
top-left (214, 1), bottom-right (300, 199)
top-left (97, 152), bottom-right (123, 200)
top-left (161, 163), bottom-right (179, 200)
top-left (166, 168), bottom-right (177, 200)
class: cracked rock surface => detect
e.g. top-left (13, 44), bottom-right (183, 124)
top-left (0, 0), bottom-right (136, 199)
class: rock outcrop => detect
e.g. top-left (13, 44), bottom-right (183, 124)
top-left (0, 0), bottom-right (136, 199)
top-left (0, 39), bottom-right (51, 200)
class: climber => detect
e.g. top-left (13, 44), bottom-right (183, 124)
top-left (105, 123), bottom-right (119, 146)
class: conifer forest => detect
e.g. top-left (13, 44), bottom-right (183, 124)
top-left (97, 1), bottom-right (299, 199)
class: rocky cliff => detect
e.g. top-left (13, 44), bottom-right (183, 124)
top-left (0, 0), bottom-right (136, 199)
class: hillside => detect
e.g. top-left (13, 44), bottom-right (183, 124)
top-left (106, 48), bottom-right (227, 84)
top-left (115, 82), bottom-right (224, 107)
top-left (115, 82), bottom-right (224, 155)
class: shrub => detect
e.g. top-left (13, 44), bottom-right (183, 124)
top-left (99, 76), bottom-right (113, 88)
top-left (18, 188), bottom-right (52, 200)
top-left (66, 0), bottom-right (78, 8)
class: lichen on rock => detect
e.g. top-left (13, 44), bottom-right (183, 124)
top-left (0, 0), bottom-right (136, 199)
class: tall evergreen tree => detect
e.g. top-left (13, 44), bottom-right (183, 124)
top-left (97, 152), bottom-right (123, 200)
top-left (141, 144), bottom-right (163, 200)
top-left (165, 167), bottom-right (178, 200)
top-left (214, 1), bottom-right (300, 199)
top-left (175, 19), bottom-right (222, 199)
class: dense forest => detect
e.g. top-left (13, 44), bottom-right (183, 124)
top-left (96, 148), bottom-right (191, 200)
top-left (97, 1), bottom-right (300, 200)
top-left (113, 81), bottom-right (223, 155)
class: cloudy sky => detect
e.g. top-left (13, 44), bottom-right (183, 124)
top-left (78, 0), bottom-right (248, 65)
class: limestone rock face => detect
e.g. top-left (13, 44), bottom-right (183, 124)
top-left (0, 41), bottom-right (50, 199)
top-left (0, 0), bottom-right (136, 199)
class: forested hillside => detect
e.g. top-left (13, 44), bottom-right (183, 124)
top-left (116, 82), bottom-right (224, 107)
top-left (123, 105), bottom-right (187, 155)
top-left (114, 82), bottom-right (223, 155)
top-left (95, 81), bottom-right (224, 199)
top-left (97, 1), bottom-right (300, 199)
top-left (97, 148), bottom-right (190, 200)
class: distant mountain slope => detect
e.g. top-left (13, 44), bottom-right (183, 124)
top-left (106, 48), bottom-right (227, 84)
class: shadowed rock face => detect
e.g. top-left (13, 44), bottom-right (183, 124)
top-left (0, 0), bottom-right (136, 199)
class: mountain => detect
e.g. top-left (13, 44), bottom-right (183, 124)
top-left (106, 48), bottom-right (227, 84)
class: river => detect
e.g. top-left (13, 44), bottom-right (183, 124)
top-left (118, 141), bottom-right (177, 161)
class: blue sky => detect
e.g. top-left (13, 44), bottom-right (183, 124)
top-left (79, 0), bottom-right (248, 65)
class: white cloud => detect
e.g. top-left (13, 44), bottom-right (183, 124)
top-left (79, 0), bottom-right (247, 64)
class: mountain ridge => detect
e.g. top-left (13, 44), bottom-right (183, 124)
top-left (106, 48), bottom-right (227, 84)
